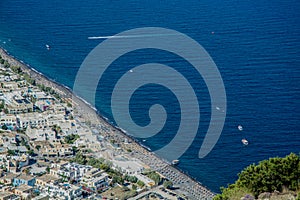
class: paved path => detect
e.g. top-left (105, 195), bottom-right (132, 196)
top-left (129, 187), bottom-right (178, 200)
top-left (17, 133), bottom-right (40, 156)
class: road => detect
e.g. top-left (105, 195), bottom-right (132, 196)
top-left (129, 186), bottom-right (179, 200)
top-left (17, 132), bottom-right (41, 157)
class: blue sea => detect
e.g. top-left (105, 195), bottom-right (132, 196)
top-left (0, 0), bottom-right (299, 192)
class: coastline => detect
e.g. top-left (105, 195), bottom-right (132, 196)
top-left (0, 46), bottom-right (215, 199)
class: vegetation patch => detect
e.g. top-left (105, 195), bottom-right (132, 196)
top-left (214, 153), bottom-right (300, 200)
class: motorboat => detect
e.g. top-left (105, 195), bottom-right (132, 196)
top-left (238, 125), bottom-right (243, 131)
top-left (172, 159), bottom-right (179, 165)
top-left (241, 139), bottom-right (249, 145)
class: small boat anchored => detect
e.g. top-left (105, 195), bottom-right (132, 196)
top-left (241, 139), bottom-right (249, 145)
top-left (172, 159), bottom-right (179, 165)
top-left (238, 125), bottom-right (243, 131)
top-left (45, 44), bottom-right (50, 50)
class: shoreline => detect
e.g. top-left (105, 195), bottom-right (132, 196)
top-left (0, 46), bottom-right (215, 199)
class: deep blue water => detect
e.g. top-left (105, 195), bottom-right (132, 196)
top-left (0, 0), bottom-right (299, 192)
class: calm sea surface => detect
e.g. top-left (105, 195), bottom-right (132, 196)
top-left (0, 0), bottom-right (299, 192)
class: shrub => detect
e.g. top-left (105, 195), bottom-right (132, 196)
top-left (214, 153), bottom-right (300, 199)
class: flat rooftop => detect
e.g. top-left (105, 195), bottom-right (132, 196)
top-left (15, 184), bottom-right (33, 192)
top-left (0, 191), bottom-right (14, 198)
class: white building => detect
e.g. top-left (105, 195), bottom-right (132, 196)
top-left (63, 163), bottom-right (93, 180)
top-left (40, 183), bottom-right (82, 200)
top-left (25, 127), bottom-right (57, 141)
top-left (17, 113), bottom-right (48, 129)
top-left (50, 162), bottom-right (92, 181)
top-left (81, 169), bottom-right (108, 191)
top-left (31, 91), bottom-right (53, 101)
top-left (0, 131), bottom-right (16, 147)
top-left (0, 114), bottom-right (17, 127)
top-left (2, 92), bottom-right (33, 114)
top-left (35, 100), bottom-right (51, 112)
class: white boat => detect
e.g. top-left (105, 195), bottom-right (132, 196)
top-left (172, 159), bottom-right (179, 165)
top-left (238, 125), bottom-right (243, 131)
top-left (45, 44), bottom-right (50, 50)
top-left (241, 139), bottom-right (248, 145)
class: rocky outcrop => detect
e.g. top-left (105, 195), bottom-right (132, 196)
top-left (257, 191), bottom-right (297, 200)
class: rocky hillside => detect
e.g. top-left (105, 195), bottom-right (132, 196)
top-left (214, 153), bottom-right (300, 200)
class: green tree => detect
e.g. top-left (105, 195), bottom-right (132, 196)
top-left (35, 145), bottom-right (41, 151)
top-left (64, 134), bottom-right (79, 144)
top-left (132, 184), bottom-right (137, 191)
top-left (10, 65), bottom-right (22, 74)
top-left (87, 157), bottom-right (98, 166)
top-left (3, 108), bottom-right (8, 114)
top-left (214, 153), bottom-right (300, 199)
top-left (125, 175), bottom-right (138, 183)
top-left (112, 175), bottom-right (124, 185)
top-left (100, 163), bottom-right (110, 171)
top-left (71, 153), bottom-right (86, 165)
top-left (146, 171), bottom-right (162, 185)
top-left (72, 146), bottom-right (78, 154)
top-left (7, 150), bottom-right (15, 156)
top-left (137, 180), bottom-right (145, 188)
top-left (163, 180), bottom-right (173, 189)
top-left (0, 100), bottom-right (5, 110)
top-left (296, 192), bottom-right (300, 200)
top-left (3, 60), bottom-right (10, 68)
top-left (27, 149), bottom-right (35, 156)
top-left (1, 124), bottom-right (8, 130)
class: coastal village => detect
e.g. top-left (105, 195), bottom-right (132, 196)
top-left (0, 49), bottom-right (214, 200)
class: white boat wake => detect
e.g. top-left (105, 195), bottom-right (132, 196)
top-left (88, 35), bottom-right (129, 39)
top-left (88, 33), bottom-right (179, 40)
